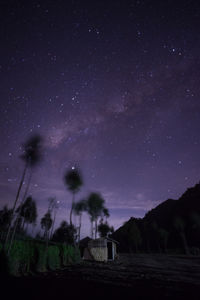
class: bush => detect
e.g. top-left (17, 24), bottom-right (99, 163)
top-left (9, 240), bottom-right (35, 276)
top-left (60, 244), bottom-right (80, 266)
top-left (47, 245), bottom-right (60, 270)
top-left (0, 240), bottom-right (80, 276)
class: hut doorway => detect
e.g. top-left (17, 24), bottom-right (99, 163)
top-left (107, 241), bottom-right (113, 260)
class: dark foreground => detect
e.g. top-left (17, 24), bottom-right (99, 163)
top-left (2, 254), bottom-right (200, 299)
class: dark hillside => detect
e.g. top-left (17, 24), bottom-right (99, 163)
top-left (111, 183), bottom-right (200, 253)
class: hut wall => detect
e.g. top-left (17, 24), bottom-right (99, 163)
top-left (90, 247), bottom-right (107, 262)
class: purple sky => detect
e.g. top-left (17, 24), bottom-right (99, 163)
top-left (1, 1), bottom-right (200, 237)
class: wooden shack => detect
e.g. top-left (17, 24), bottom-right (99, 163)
top-left (83, 237), bottom-right (118, 262)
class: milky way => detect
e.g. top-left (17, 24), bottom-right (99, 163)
top-left (1, 1), bottom-right (200, 236)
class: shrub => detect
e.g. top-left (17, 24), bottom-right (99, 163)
top-left (47, 245), bottom-right (60, 270)
top-left (34, 243), bottom-right (47, 272)
top-left (0, 240), bottom-right (80, 276)
top-left (60, 244), bottom-right (80, 266)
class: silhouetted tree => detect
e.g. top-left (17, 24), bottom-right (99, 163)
top-left (5, 134), bottom-right (42, 247)
top-left (100, 207), bottom-right (110, 223)
top-left (142, 220), bottom-right (151, 253)
top-left (7, 196), bottom-right (38, 255)
top-left (0, 206), bottom-right (12, 239)
top-left (52, 221), bottom-right (76, 244)
top-left (128, 221), bottom-right (142, 252)
top-left (158, 228), bottom-right (169, 253)
top-left (151, 221), bottom-right (162, 253)
top-left (64, 168), bottom-right (83, 225)
top-left (86, 192), bottom-right (106, 239)
top-left (73, 199), bottom-right (87, 242)
top-left (173, 216), bottom-right (190, 255)
top-left (23, 197), bottom-right (37, 230)
top-left (98, 221), bottom-right (114, 237)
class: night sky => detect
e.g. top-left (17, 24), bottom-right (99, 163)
top-left (1, 0), bottom-right (200, 237)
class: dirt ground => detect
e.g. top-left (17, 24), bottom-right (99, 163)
top-left (2, 254), bottom-right (200, 300)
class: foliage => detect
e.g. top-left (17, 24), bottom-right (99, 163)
top-left (64, 168), bottom-right (83, 225)
top-left (86, 192), bottom-right (108, 238)
top-left (60, 244), bottom-right (80, 266)
top-left (0, 240), bottom-right (80, 276)
top-left (52, 221), bottom-right (76, 244)
top-left (73, 199), bottom-right (87, 216)
top-left (0, 206), bottom-right (12, 232)
top-left (8, 240), bottom-right (35, 275)
top-left (73, 199), bottom-right (87, 242)
top-left (17, 196), bottom-right (37, 230)
top-left (20, 135), bottom-right (43, 167)
top-left (47, 245), bottom-right (60, 270)
top-left (41, 211), bottom-right (53, 239)
top-left (5, 135), bottom-right (43, 249)
top-left (64, 169), bottom-right (83, 193)
top-left (98, 221), bottom-right (114, 237)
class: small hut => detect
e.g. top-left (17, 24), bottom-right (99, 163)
top-left (83, 237), bottom-right (118, 262)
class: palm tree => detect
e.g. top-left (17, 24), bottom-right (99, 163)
top-left (100, 207), bottom-right (110, 223)
top-left (86, 192), bottom-right (105, 239)
top-left (73, 199), bottom-right (87, 242)
top-left (7, 196), bottom-right (38, 255)
top-left (64, 168), bottom-right (83, 225)
top-left (9, 170), bottom-right (33, 244)
top-left (5, 134), bottom-right (42, 247)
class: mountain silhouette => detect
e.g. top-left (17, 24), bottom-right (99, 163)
top-left (111, 183), bottom-right (200, 254)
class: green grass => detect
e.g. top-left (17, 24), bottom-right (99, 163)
top-left (0, 240), bottom-right (80, 276)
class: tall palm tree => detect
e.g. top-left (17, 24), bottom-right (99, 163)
top-left (7, 196), bottom-right (38, 255)
top-left (73, 199), bottom-right (87, 242)
top-left (5, 134), bottom-right (43, 247)
top-left (86, 192), bottom-right (105, 239)
top-left (101, 207), bottom-right (110, 223)
top-left (64, 168), bottom-right (83, 225)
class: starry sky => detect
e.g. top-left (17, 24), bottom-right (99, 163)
top-left (1, 0), bottom-right (200, 237)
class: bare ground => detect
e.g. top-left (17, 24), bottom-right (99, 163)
top-left (2, 254), bottom-right (200, 300)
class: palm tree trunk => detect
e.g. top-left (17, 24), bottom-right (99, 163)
top-left (50, 210), bottom-right (57, 239)
top-left (7, 171), bottom-right (32, 254)
top-left (69, 192), bottom-right (75, 225)
top-left (78, 214), bottom-right (82, 243)
top-left (21, 171), bottom-right (32, 205)
top-left (4, 160), bottom-right (29, 249)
